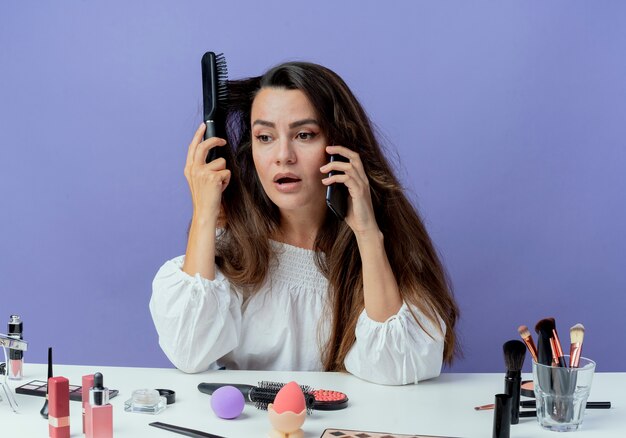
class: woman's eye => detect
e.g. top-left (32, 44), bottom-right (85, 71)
top-left (297, 132), bottom-right (316, 140)
top-left (256, 134), bottom-right (272, 143)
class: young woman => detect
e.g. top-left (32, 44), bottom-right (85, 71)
top-left (150, 62), bottom-right (459, 385)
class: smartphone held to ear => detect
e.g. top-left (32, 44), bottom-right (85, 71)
top-left (326, 154), bottom-right (349, 220)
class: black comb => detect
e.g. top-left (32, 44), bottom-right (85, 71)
top-left (201, 51), bottom-right (229, 163)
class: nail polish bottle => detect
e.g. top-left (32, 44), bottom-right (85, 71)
top-left (7, 315), bottom-right (24, 380)
top-left (85, 372), bottom-right (113, 438)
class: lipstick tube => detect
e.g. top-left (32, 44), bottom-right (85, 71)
top-left (48, 376), bottom-right (70, 438)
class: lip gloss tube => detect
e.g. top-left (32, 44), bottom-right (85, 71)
top-left (48, 376), bottom-right (70, 438)
top-left (86, 372), bottom-right (113, 438)
top-left (8, 315), bottom-right (24, 380)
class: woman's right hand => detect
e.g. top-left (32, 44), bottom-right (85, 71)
top-left (184, 123), bottom-right (231, 223)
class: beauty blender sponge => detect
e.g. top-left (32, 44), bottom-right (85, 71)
top-left (210, 385), bottom-right (245, 419)
top-left (272, 381), bottom-right (306, 414)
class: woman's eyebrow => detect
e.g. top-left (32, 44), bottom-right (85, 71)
top-left (251, 118), bottom-right (319, 129)
top-left (252, 119), bottom-right (275, 128)
top-left (289, 118), bottom-right (319, 129)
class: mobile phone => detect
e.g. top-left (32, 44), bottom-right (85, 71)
top-left (325, 154), bottom-right (349, 220)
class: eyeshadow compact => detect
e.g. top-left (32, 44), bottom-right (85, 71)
top-left (320, 429), bottom-right (458, 438)
top-left (521, 379), bottom-right (535, 398)
top-left (15, 379), bottom-right (119, 401)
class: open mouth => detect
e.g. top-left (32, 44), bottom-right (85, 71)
top-left (275, 177), bottom-right (301, 185)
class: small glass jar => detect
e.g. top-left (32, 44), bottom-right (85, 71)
top-left (124, 389), bottom-right (166, 415)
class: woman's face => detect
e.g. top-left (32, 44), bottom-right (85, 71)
top-left (251, 87), bottom-right (328, 217)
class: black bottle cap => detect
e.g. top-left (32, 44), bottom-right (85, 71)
top-left (90, 372), bottom-right (109, 406)
top-left (94, 372), bottom-right (104, 389)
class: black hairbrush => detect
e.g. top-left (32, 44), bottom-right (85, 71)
top-left (197, 381), bottom-right (349, 413)
top-left (201, 51), bottom-right (229, 163)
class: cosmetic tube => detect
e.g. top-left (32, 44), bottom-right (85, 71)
top-left (7, 315), bottom-right (23, 380)
top-left (48, 377), bottom-right (70, 438)
top-left (492, 394), bottom-right (511, 438)
top-left (85, 372), bottom-right (113, 438)
top-left (82, 374), bottom-right (95, 433)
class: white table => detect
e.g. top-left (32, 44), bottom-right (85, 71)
top-left (0, 364), bottom-right (623, 437)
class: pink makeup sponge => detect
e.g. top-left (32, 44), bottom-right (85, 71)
top-left (210, 385), bottom-right (245, 419)
top-left (272, 381), bottom-right (306, 414)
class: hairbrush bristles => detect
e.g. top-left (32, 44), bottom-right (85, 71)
top-left (214, 53), bottom-right (229, 104)
top-left (503, 340), bottom-right (527, 373)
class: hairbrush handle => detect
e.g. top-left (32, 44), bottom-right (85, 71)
top-left (203, 121), bottom-right (219, 163)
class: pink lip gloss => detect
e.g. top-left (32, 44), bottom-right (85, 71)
top-left (85, 372), bottom-right (113, 438)
top-left (7, 315), bottom-right (24, 380)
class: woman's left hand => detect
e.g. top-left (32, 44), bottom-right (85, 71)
top-left (320, 145), bottom-right (379, 236)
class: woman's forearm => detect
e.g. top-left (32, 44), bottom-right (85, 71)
top-left (182, 215), bottom-right (218, 280)
top-left (355, 229), bottom-right (403, 322)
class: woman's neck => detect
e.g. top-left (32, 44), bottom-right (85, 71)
top-left (274, 210), bottom-right (324, 250)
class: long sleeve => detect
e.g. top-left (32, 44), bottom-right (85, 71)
top-left (149, 255), bottom-right (243, 373)
top-left (344, 302), bottom-right (445, 385)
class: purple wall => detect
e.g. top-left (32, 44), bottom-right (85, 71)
top-left (1, 1), bottom-right (624, 373)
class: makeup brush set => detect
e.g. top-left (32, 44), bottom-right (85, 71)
top-left (481, 317), bottom-right (608, 437)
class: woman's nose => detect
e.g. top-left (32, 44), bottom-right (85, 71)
top-left (275, 138), bottom-right (296, 164)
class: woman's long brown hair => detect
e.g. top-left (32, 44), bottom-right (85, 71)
top-left (212, 62), bottom-right (459, 370)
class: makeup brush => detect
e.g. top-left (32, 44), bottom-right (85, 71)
top-left (569, 323), bottom-right (585, 368)
top-left (503, 340), bottom-right (526, 424)
top-left (517, 325), bottom-right (538, 363)
top-left (551, 321), bottom-right (567, 367)
top-left (40, 347), bottom-right (52, 419)
top-left (535, 317), bottom-right (564, 366)
top-left (475, 400), bottom-right (611, 411)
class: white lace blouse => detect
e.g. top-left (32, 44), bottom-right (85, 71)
top-left (149, 240), bottom-right (445, 385)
